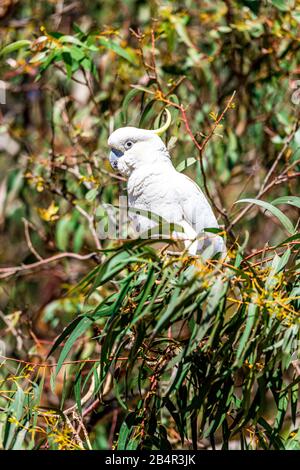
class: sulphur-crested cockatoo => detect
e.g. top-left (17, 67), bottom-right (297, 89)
top-left (108, 110), bottom-right (225, 256)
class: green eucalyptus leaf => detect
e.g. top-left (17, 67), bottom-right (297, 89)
top-left (236, 198), bottom-right (295, 234)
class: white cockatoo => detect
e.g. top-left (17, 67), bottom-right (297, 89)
top-left (108, 109), bottom-right (225, 256)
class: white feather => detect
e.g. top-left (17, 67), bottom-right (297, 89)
top-left (108, 127), bottom-right (226, 255)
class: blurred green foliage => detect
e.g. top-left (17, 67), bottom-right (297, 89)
top-left (0, 0), bottom-right (299, 450)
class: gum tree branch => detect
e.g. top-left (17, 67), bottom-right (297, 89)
top-left (229, 119), bottom-right (300, 229)
top-left (0, 252), bottom-right (97, 279)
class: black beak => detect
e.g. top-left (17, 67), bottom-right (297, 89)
top-left (109, 147), bottom-right (124, 170)
top-left (111, 148), bottom-right (124, 158)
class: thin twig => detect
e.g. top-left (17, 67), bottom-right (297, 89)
top-left (229, 119), bottom-right (300, 229)
top-left (0, 354), bottom-right (132, 369)
top-left (82, 398), bottom-right (100, 417)
top-left (243, 240), bottom-right (300, 262)
top-left (0, 252), bottom-right (97, 279)
top-left (150, 29), bottom-right (162, 91)
top-left (64, 413), bottom-right (85, 449)
top-left (73, 411), bottom-right (93, 450)
top-left (75, 205), bottom-right (102, 251)
top-left (108, 408), bottom-right (118, 449)
top-left (0, 311), bottom-right (23, 351)
top-left (22, 218), bottom-right (43, 261)
top-left (199, 91), bottom-right (236, 153)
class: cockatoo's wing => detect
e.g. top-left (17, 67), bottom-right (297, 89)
top-left (174, 172), bottom-right (226, 254)
top-left (174, 173), bottom-right (218, 231)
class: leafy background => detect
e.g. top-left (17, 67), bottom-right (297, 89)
top-left (0, 0), bottom-right (300, 450)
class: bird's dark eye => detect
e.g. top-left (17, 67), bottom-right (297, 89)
top-left (125, 140), bottom-right (133, 149)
